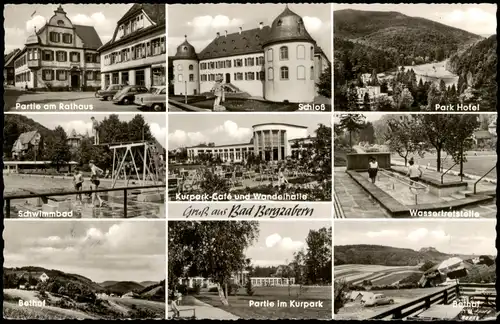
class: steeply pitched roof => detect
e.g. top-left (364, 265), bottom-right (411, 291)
top-left (197, 26), bottom-right (326, 61)
top-left (199, 27), bottom-right (271, 60)
top-left (16, 131), bottom-right (39, 146)
top-left (4, 49), bottom-right (21, 67)
top-left (99, 4), bottom-right (166, 52)
top-left (74, 25), bottom-right (103, 50)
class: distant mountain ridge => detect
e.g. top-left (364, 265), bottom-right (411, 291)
top-left (334, 245), bottom-right (485, 266)
top-left (334, 9), bottom-right (482, 59)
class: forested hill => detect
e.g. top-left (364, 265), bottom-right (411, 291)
top-left (334, 245), bottom-right (479, 266)
top-left (447, 35), bottom-right (497, 89)
top-left (334, 9), bottom-right (482, 61)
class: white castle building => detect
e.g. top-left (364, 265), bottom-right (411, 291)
top-left (171, 5), bottom-right (330, 103)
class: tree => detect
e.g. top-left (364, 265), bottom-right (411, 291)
top-left (443, 115), bottom-right (480, 176)
top-left (310, 124), bottom-right (332, 181)
top-left (168, 221), bottom-right (259, 305)
top-left (385, 116), bottom-right (427, 166)
top-left (393, 85), bottom-right (414, 110)
top-left (46, 126), bottom-right (71, 170)
top-left (316, 64), bottom-right (331, 98)
top-left (334, 279), bottom-right (349, 314)
top-left (359, 122), bottom-right (375, 144)
top-left (415, 115), bottom-right (477, 172)
top-left (338, 114), bottom-right (366, 149)
top-left (305, 227), bottom-right (332, 285)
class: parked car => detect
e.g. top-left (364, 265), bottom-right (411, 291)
top-left (113, 85), bottom-right (149, 105)
top-left (134, 86), bottom-right (166, 111)
top-left (95, 84), bottom-right (125, 101)
top-left (363, 294), bottom-right (394, 307)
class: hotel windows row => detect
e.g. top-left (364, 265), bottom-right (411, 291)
top-left (268, 45), bottom-right (315, 61)
top-left (15, 71), bottom-right (30, 83)
top-left (41, 69), bottom-right (101, 81)
top-left (49, 31), bottom-right (73, 44)
top-left (200, 56), bottom-right (265, 70)
top-left (103, 36), bottom-right (166, 66)
top-left (199, 71), bottom-right (266, 82)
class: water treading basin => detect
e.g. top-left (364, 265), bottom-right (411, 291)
top-left (363, 170), bottom-right (444, 206)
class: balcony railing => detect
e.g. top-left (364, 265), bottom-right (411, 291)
top-left (369, 283), bottom-right (496, 320)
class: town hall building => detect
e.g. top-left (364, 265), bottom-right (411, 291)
top-left (98, 4), bottom-right (166, 90)
top-left (171, 5), bottom-right (330, 103)
top-left (13, 5), bottom-right (102, 90)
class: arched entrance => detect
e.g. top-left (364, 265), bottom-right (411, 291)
top-left (70, 66), bottom-right (81, 90)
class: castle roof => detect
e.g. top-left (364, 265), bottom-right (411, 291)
top-left (263, 5), bottom-right (315, 47)
top-left (174, 37), bottom-right (198, 60)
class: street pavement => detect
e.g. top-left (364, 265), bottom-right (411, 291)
top-left (4, 89), bottom-right (160, 112)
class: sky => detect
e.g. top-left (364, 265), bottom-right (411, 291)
top-left (245, 221), bottom-right (331, 267)
top-left (334, 220), bottom-right (497, 256)
top-left (4, 221), bottom-right (166, 282)
top-left (4, 4), bottom-right (132, 54)
top-left (168, 114), bottom-right (331, 150)
top-left (16, 113), bottom-right (166, 146)
top-left (168, 4), bottom-right (331, 58)
top-left (334, 4), bottom-right (497, 36)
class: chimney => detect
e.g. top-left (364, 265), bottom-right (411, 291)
top-left (225, 30), bottom-right (228, 37)
top-left (216, 32), bottom-right (220, 38)
top-left (239, 27), bottom-right (242, 35)
top-left (259, 22), bottom-right (263, 30)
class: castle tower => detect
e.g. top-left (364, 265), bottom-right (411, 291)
top-left (172, 36), bottom-right (199, 96)
top-left (263, 5), bottom-right (316, 103)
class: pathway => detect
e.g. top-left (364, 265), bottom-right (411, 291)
top-left (168, 297), bottom-right (239, 320)
top-left (334, 167), bottom-right (389, 218)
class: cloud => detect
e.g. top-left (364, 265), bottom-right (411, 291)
top-left (149, 123), bottom-right (167, 146)
top-left (265, 234), bottom-right (303, 251)
top-left (407, 228), bottom-right (429, 241)
top-left (366, 230), bottom-right (401, 238)
top-left (441, 8), bottom-right (496, 35)
top-left (187, 15), bottom-right (244, 37)
top-left (26, 15), bottom-right (46, 33)
top-left (168, 129), bottom-right (208, 149)
top-left (303, 16), bottom-right (324, 33)
top-left (212, 120), bottom-right (252, 141)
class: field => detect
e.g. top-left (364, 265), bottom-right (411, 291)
top-left (3, 289), bottom-right (165, 319)
top-left (335, 264), bottom-right (422, 285)
top-left (335, 287), bottom-right (444, 320)
top-left (193, 286), bottom-right (331, 320)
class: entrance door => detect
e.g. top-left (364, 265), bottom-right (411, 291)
top-left (225, 73), bottom-right (230, 83)
top-left (71, 73), bottom-right (79, 88)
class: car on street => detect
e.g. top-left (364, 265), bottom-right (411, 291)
top-left (134, 86), bottom-right (166, 111)
top-left (95, 84), bottom-right (125, 101)
top-left (113, 85), bottom-right (149, 105)
top-left (363, 294), bottom-right (394, 307)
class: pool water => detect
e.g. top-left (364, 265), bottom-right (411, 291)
top-left (363, 172), bottom-right (446, 206)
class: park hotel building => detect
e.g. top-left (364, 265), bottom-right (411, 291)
top-left (171, 5), bottom-right (330, 103)
top-left (98, 4), bottom-right (166, 89)
top-left (13, 5), bottom-right (102, 90)
top-left (186, 123), bottom-right (312, 162)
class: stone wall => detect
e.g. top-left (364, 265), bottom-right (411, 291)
top-left (346, 152), bottom-right (391, 170)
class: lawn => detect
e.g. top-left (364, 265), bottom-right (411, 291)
top-left (194, 286), bottom-right (331, 319)
top-left (189, 98), bottom-right (301, 112)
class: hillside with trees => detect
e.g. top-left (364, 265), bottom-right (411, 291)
top-left (334, 245), bottom-right (481, 266)
top-left (334, 9), bottom-right (481, 61)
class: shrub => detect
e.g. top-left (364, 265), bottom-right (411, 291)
top-left (192, 282), bottom-right (201, 295)
top-left (245, 279), bottom-right (254, 296)
top-left (208, 287), bottom-right (218, 293)
top-left (176, 284), bottom-right (188, 295)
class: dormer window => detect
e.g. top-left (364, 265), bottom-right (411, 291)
top-left (255, 35), bottom-right (260, 40)
top-left (232, 40), bottom-right (235, 43)
top-left (277, 20), bottom-right (283, 27)
top-left (57, 20), bottom-right (64, 26)
top-left (183, 46), bottom-right (187, 51)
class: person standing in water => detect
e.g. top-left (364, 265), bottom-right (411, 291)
top-left (89, 160), bottom-right (104, 207)
top-left (407, 158), bottom-right (423, 185)
top-left (91, 116), bottom-right (99, 145)
top-left (368, 156), bottom-right (379, 184)
top-left (72, 168), bottom-right (84, 203)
